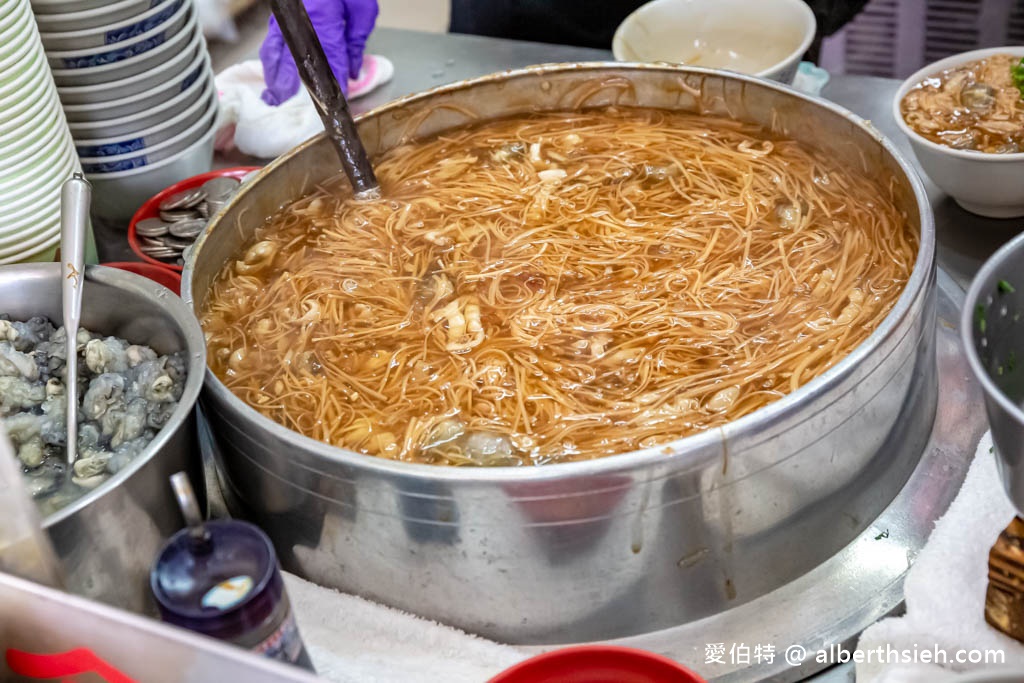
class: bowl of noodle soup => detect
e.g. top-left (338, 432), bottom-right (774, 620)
top-left (893, 46), bottom-right (1024, 219)
top-left (184, 63), bottom-right (935, 644)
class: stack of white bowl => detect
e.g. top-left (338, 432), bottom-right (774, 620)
top-left (0, 0), bottom-right (82, 264)
top-left (31, 0), bottom-right (218, 222)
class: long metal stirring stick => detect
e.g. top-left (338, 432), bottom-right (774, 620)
top-left (60, 173), bottom-right (91, 469)
top-left (268, 0), bottom-right (380, 199)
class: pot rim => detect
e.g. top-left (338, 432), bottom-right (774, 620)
top-left (184, 61), bottom-right (935, 483)
top-left (1, 263), bottom-right (208, 526)
top-left (961, 229), bottom-right (1024, 436)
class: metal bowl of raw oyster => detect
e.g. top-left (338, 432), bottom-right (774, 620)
top-left (185, 63), bottom-right (937, 643)
top-left (963, 230), bottom-right (1024, 513)
top-left (0, 263), bottom-right (205, 612)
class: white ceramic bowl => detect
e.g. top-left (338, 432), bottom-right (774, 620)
top-left (0, 49), bottom-right (48, 100)
top-left (0, 107), bottom-right (65, 162)
top-left (0, 228), bottom-right (60, 264)
top-left (87, 123), bottom-right (217, 222)
top-left (0, 30), bottom-right (42, 85)
top-left (30, 0), bottom-right (141, 16)
top-left (0, 155), bottom-right (76, 223)
top-left (0, 200), bottom-right (60, 243)
top-left (0, 0), bottom-right (19, 22)
top-left (0, 77), bottom-right (63, 137)
top-left (50, 10), bottom-right (197, 86)
top-left (0, 0), bottom-right (30, 29)
top-left (0, 200), bottom-right (60, 244)
top-left (79, 98), bottom-right (217, 173)
top-left (0, 143), bottom-right (75, 197)
top-left (39, 0), bottom-right (183, 51)
top-left (45, 1), bottom-right (190, 70)
top-left (893, 46), bottom-right (1024, 218)
top-left (72, 82), bottom-right (214, 155)
top-left (33, 0), bottom-right (153, 31)
top-left (0, 1), bottom-right (36, 51)
top-left (0, 130), bottom-right (74, 187)
top-left (0, 96), bottom-right (64, 161)
top-left (63, 51), bottom-right (209, 123)
top-left (612, 0), bottom-right (816, 83)
top-left (56, 29), bottom-right (201, 104)
top-left (0, 0), bottom-right (30, 38)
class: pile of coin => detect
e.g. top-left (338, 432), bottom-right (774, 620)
top-left (135, 176), bottom-right (244, 264)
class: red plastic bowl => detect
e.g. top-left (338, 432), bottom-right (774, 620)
top-left (102, 262), bottom-right (183, 295)
top-left (489, 646), bottom-right (706, 683)
top-left (127, 166), bottom-right (261, 273)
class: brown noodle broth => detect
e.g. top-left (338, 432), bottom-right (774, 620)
top-left (202, 108), bottom-right (917, 466)
top-left (900, 53), bottom-right (1024, 153)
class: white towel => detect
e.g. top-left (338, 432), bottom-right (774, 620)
top-left (284, 572), bottom-right (527, 682)
top-left (857, 432), bottom-right (1024, 681)
top-left (214, 56), bottom-right (394, 159)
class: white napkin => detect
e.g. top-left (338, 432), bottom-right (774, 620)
top-left (214, 56), bottom-right (394, 159)
top-left (857, 432), bottom-right (1024, 681)
top-left (284, 572), bottom-right (527, 682)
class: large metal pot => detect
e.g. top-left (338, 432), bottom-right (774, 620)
top-left (185, 64), bottom-right (936, 643)
top-left (0, 264), bottom-right (206, 612)
top-left (963, 231), bottom-right (1024, 513)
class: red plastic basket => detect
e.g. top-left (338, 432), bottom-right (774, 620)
top-left (127, 166), bottom-right (261, 273)
top-left (489, 646), bottom-right (706, 683)
top-left (101, 261), bottom-right (182, 296)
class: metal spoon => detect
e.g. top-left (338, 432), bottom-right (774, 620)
top-left (268, 0), bottom-right (380, 200)
top-left (60, 173), bottom-right (91, 470)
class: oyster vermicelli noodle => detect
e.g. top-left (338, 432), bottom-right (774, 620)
top-left (201, 108), bottom-right (917, 466)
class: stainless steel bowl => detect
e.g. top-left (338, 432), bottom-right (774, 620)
top-left (0, 263), bottom-right (206, 612)
top-left (185, 63), bottom-right (937, 643)
top-left (963, 231), bottom-right (1024, 512)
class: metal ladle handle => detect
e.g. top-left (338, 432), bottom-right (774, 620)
top-left (61, 173), bottom-right (91, 468)
top-left (269, 0), bottom-right (380, 200)
top-left (170, 472), bottom-right (208, 543)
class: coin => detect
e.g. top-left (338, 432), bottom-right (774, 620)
top-left (169, 218), bottom-right (206, 239)
top-left (206, 198), bottom-right (227, 217)
top-left (159, 188), bottom-right (206, 211)
top-left (197, 202), bottom-right (209, 219)
top-left (140, 246), bottom-right (179, 259)
top-left (135, 217), bottom-right (169, 237)
top-left (201, 176), bottom-right (240, 201)
top-left (162, 235), bottom-right (195, 250)
top-left (159, 208), bottom-right (199, 222)
top-left (141, 237), bottom-right (167, 248)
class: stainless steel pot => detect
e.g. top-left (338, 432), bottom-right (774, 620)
top-left (963, 231), bottom-right (1024, 513)
top-left (0, 263), bottom-right (206, 612)
top-left (185, 63), bottom-right (937, 643)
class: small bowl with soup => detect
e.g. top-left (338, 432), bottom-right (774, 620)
top-left (612, 0), bottom-right (816, 83)
top-left (894, 46), bottom-right (1024, 218)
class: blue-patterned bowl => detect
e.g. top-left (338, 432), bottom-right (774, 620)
top-left (55, 29), bottom-right (200, 105)
top-left (63, 51), bottom-right (208, 124)
top-left (73, 81), bottom-right (215, 159)
top-left (49, 8), bottom-right (195, 86)
top-left (33, 0), bottom-right (154, 32)
top-left (79, 94), bottom-right (217, 174)
top-left (39, 0), bottom-right (183, 52)
top-left (44, 0), bottom-right (189, 69)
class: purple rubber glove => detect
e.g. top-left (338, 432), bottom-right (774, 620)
top-left (260, 0), bottom-right (379, 106)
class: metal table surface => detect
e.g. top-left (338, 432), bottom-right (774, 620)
top-left (116, 27), bottom-right (999, 682)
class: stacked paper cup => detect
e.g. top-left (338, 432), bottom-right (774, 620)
top-left (0, 0), bottom-right (82, 264)
top-left (31, 0), bottom-right (218, 222)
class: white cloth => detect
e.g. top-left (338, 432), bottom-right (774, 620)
top-left (857, 432), bottom-right (1024, 681)
top-left (284, 572), bottom-right (527, 682)
top-left (214, 56), bottom-right (394, 159)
